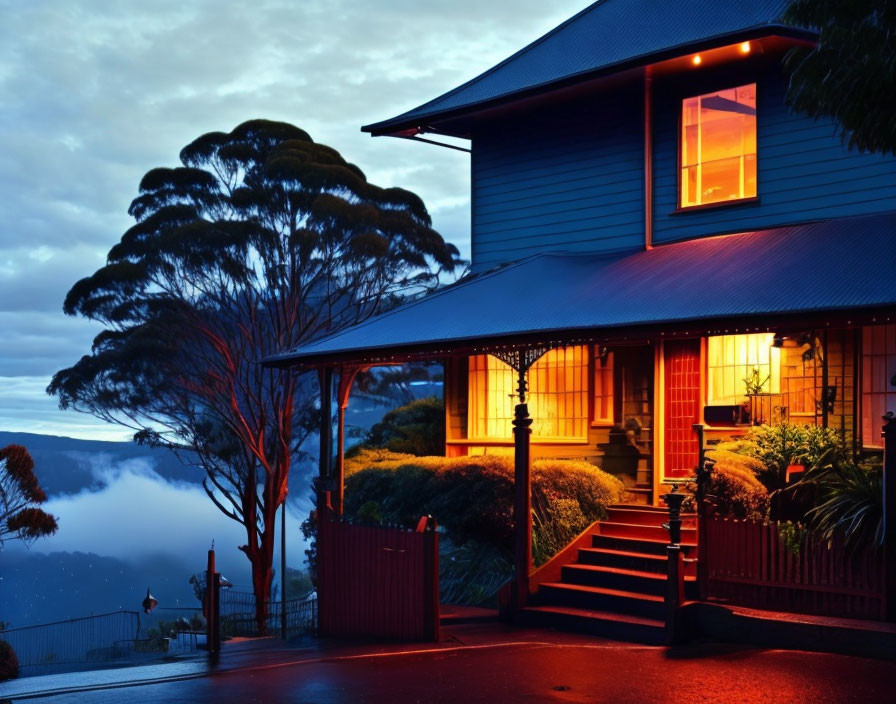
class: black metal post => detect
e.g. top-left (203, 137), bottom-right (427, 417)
top-left (663, 485), bottom-right (688, 643)
top-left (884, 412), bottom-right (895, 622)
top-left (513, 361), bottom-right (533, 610)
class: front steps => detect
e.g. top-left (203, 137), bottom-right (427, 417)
top-left (520, 504), bottom-right (697, 643)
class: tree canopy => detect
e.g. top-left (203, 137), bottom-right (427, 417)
top-left (0, 444), bottom-right (58, 547)
top-left (49, 119), bottom-right (462, 629)
top-left (784, 0), bottom-right (896, 155)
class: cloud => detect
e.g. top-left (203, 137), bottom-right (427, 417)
top-left (0, 0), bottom-right (587, 435)
top-left (15, 455), bottom-right (307, 584)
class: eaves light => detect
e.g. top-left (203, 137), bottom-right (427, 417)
top-left (692, 55), bottom-right (702, 66)
top-left (739, 41), bottom-right (751, 54)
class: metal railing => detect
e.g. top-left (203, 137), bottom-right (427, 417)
top-left (1, 611), bottom-right (139, 674)
top-left (219, 590), bottom-right (317, 638)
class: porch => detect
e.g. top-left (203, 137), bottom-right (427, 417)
top-left (264, 213), bottom-right (896, 634)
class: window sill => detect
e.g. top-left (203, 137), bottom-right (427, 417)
top-left (671, 196), bottom-right (760, 215)
top-left (446, 437), bottom-right (590, 446)
top-left (590, 421), bottom-right (615, 429)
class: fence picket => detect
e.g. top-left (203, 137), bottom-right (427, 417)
top-left (705, 516), bottom-right (884, 619)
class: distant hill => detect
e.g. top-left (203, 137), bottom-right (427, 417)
top-left (0, 550), bottom-right (209, 628)
top-left (0, 431), bottom-right (201, 497)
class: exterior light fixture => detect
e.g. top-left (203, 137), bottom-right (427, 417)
top-left (142, 587), bottom-right (158, 614)
top-left (692, 55), bottom-right (702, 66)
top-left (740, 41), bottom-right (751, 54)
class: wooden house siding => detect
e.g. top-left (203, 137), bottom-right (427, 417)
top-left (470, 88), bottom-right (644, 272)
top-left (651, 68), bottom-right (896, 244)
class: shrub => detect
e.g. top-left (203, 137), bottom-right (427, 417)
top-left (0, 640), bottom-right (19, 681)
top-left (364, 396), bottom-right (445, 456)
top-left (806, 459), bottom-right (883, 552)
top-left (343, 454), bottom-right (624, 565)
top-left (703, 449), bottom-right (769, 520)
top-left (746, 424), bottom-right (844, 491)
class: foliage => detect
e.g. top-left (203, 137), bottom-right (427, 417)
top-left (342, 453), bottom-right (624, 572)
top-left (703, 449), bottom-right (770, 520)
top-left (0, 640), bottom-right (18, 681)
top-left (805, 459), bottom-right (884, 552)
top-left (783, 0), bottom-right (896, 155)
top-left (743, 424), bottom-right (844, 491)
top-left (0, 444), bottom-right (58, 547)
top-left (48, 119), bottom-right (462, 632)
top-left (742, 366), bottom-right (770, 395)
top-left (532, 496), bottom-right (588, 567)
top-left (439, 537), bottom-right (512, 606)
top-left (778, 521), bottom-right (808, 556)
top-left (364, 396), bottom-right (445, 456)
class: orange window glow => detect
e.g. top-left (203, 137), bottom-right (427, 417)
top-left (593, 350), bottom-right (614, 424)
top-left (862, 325), bottom-right (896, 448)
top-left (681, 83), bottom-right (756, 207)
top-left (468, 346), bottom-right (588, 440)
top-left (707, 333), bottom-right (779, 405)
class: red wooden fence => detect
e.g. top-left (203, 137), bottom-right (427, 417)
top-left (317, 509), bottom-right (439, 641)
top-left (705, 517), bottom-right (885, 620)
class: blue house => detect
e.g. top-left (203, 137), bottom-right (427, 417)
top-left (269, 1), bottom-right (896, 636)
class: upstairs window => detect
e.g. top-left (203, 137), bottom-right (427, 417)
top-left (468, 346), bottom-right (588, 441)
top-left (681, 83), bottom-right (756, 207)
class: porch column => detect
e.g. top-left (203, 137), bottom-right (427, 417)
top-left (512, 363), bottom-right (533, 608)
top-left (334, 366), bottom-right (361, 517)
top-left (318, 368), bottom-right (333, 484)
top-left (884, 412), bottom-right (895, 621)
top-left (494, 347), bottom-right (549, 610)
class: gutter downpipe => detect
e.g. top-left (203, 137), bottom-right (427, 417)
top-left (644, 70), bottom-right (653, 250)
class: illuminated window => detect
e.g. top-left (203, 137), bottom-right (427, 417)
top-left (593, 350), bottom-right (614, 424)
top-left (468, 346), bottom-right (588, 440)
top-left (862, 325), bottom-right (896, 448)
top-left (707, 333), bottom-right (779, 405)
top-left (681, 83), bottom-right (756, 207)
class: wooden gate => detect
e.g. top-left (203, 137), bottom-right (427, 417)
top-left (664, 339), bottom-right (701, 480)
top-left (317, 508), bottom-right (439, 641)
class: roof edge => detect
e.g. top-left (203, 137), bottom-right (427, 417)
top-left (362, 24), bottom-right (816, 137)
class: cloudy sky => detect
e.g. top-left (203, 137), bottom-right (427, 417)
top-left (0, 0), bottom-right (587, 441)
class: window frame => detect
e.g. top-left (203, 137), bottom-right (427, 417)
top-left (676, 82), bottom-right (759, 212)
top-left (466, 346), bottom-right (590, 444)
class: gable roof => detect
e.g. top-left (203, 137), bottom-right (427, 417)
top-left (265, 213), bottom-right (896, 368)
top-left (363, 0), bottom-right (813, 136)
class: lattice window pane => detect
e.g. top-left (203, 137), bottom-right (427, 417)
top-left (707, 333), bottom-right (780, 405)
top-left (468, 346), bottom-right (588, 440)
top-left (862, 324), bottom-right (896, 448)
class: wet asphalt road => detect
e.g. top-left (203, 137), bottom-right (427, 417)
top-left (4, 639), bottom-right (894, 704)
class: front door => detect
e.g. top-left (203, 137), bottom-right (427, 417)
top-left (664, 339), bottom-right (701, 480)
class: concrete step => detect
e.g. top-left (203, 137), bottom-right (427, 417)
top-left (560, 564), bottom-right (698, 599)
top-left (577, 547), bottom-right (698, 577)
top-left (518, 605), bottom-right (665, 644)
top-left (591, 534), bottom-right (697, 557)
top-left (596, 521), bottom-right (697, 542)
top-left (537, 582), bottom-right (666, 619)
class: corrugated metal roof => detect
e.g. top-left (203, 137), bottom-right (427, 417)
top-left (364, 0), bottom-right (809, 135)
top-left (265, 214), bottom-right (896, 367)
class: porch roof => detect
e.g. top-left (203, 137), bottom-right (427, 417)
top-left (362, 0), bottom-right (812, 137)
top-left (265, 213), bottom-right (896, 368)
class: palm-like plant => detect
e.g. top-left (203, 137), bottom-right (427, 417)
top-left (805, 461), bottom-right (883, 552)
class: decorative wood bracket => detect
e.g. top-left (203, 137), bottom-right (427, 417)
top-left (492, 346), bottom-right (552, 403)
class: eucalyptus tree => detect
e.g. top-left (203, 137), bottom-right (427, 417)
top-left (0, 444), bottom-right (58, 548)
top-left (49, 120), bottom-right (461, 630)
top-left (784, 0), bottom-right (896, 155)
